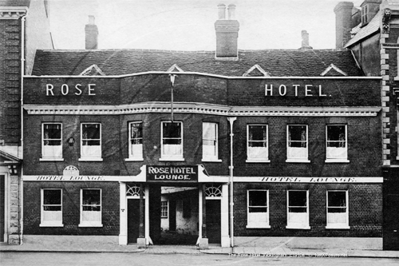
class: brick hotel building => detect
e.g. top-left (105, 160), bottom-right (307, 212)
top-left (20, 3), bottom-right (384, 248)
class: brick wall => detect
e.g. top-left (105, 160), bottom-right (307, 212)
top-left (234, 183), bottom-right (382, 237)
top-left (23, 112), bottom-right (381, 178)
top-left (0, 19), bottom-right (21, 145)
top-left (23, 182), bottom-right (120, 235)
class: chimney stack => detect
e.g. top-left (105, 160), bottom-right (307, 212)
top-left (300, 30), bottom-right (312, 50)
top-left (334, 2), bottom-right (354, 49)
top-left (85, 15), bottom-right (98, 49)
top-left (214, 4), bottom-right (240, 59)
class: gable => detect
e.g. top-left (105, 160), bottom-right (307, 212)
top-left (243, 64), bottom-right (270, 77)
top-left (321, 64), bottom-right (347, 76)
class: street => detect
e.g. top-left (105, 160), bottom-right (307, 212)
top-left (0, 252), bottom-right (398, 266)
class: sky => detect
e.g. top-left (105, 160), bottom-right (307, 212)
top-left (48, 0), bottom-right (366, 51)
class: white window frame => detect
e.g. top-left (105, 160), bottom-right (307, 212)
top-left (161, 200), bottom-right (168, 219)
top-left (361, 5), bottom-right (368, 25)
top-left (326, 124), bottom-right (349, 163)
top-left (247, 190), bottom-right (270, 229)
top-left (126, 121), bottom-right (143, 161)
top-left (246, 124), bottom-right (270, 163)
top-left (41, 123), bottom-right (63, 161)
top-left (40, 188), bottom-right (63, 227)
top-left (286, 125), bottom-right (310, 163)
top-left (326, 190), bottom-right (350, 229)
top-left (79, 188), bottom-right (102, 227)
top-left (286, 190), bottom-right (310, 229)
top-left (202, 122), bottom-right (221, 162)
top-left (160, 121), bottom-right (184, 161)
top-left (79, 123), bottom-right (102, 161)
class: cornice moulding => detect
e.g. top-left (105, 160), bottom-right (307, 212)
top-left (24, 103), bottom-right (381, 117)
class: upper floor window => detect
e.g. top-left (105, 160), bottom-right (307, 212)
top-left (80, 189), bottom-right (102, 227)
top-left (247, 190), bottom-right (270, 228)
top-left (41, 123), bottom-right (63, 161)
top-left (40, 189), bottom-right (63, 227)
top-left (80, 123), bottom-right (102, 161)
top-left (286, 125), bottom-right (309, 163)
top-left (287, 190), bottom-right (310, 229)
top-left (128, 122), bottom-right (143, 160)
top-left (161, 121), bottom-right (183, 161)
top-left (247, 124), bottom-right (269, 163)
top-left (326, 190), bottom-right (349, 229)
top-left (202, 122), bottom-right (220, 162)
top-left (326, 125), bottom-right (349, 163)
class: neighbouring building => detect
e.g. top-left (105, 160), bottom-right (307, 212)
top-left (20, 3), bottom-right (384, 249)
top-left (0, 0), bottom-right (52, 244)
top-left (336, 0), bottom-right (399, 250)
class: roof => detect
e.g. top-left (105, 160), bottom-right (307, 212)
top-left (31, 49), bottom-right (364, 77)
top-left (345, 10), bottom-right (381, 48)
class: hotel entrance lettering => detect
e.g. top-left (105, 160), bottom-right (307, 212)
top-left (147, 166), bottom-right (198, 182)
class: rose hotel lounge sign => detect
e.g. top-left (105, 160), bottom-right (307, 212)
top-left (146, 166), bottom-right (198, 182)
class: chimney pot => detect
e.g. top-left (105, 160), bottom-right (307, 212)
top-left (218, 4), bottom-right (226, 19)
top-left (88, 15), bottom-right (95, 25)
top-left (300, 30), bottom-right (312, 49)
top-left (227, 4), bottom-right (236, 19)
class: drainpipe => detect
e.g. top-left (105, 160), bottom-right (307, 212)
top-left (20, 12), bottom-right (27, 245)
top-left (227, 117), bottom-right (236, 248)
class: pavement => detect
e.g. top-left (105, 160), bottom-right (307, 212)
top-left (0, 235), bottom-right (398, 259)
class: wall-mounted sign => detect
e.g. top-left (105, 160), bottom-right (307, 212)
top-left (265, 84), bottom-right (328, 97)
top-left (146, 165), bottom-right (198, 182)
top-left (45, 83), bottom-right (96, 96)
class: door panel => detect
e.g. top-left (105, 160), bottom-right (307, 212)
top-left (206, 200), bottom-right (221, 244)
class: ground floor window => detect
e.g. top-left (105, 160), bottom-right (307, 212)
top-left (287, 190), bottom-right (310, 229)
top-left (161, 200), bottom-right (168, 218)
top-left (326, 190), bottom-right (349, 229)
top-left (40, 189), bottom-right (63, 227)
top-left (247, 190), bottom-right (270, 228)
top-left (80, 189), bottom-right (102, 227)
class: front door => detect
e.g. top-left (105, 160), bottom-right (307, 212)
top-left (206, 200), bottom-right (221, 244)
top-left (0, 175), bottom-right (4, 242)
top-left (127, 199), bottom-right (141, 243)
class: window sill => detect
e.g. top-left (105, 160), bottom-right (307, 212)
top-left (286, 225), bottom-right (311, 230)
top-left (202, 158), bottom-right (222, 163)
top-left (78, 223), bottom-right (103, 227)
top-left (246, 159), bottom-right (270, 163)
top-left (286, 159), bottom-right (310, 163)
top-left (125, 158), bottom-right (144, 162)
top-left (40, 158), bottom-right (64, 162)
top-left (79, 158), bottom-right (103, 162)
top-left (159, 158), bottom-right (185, 162)
top-left (40, 223), bottom-right (64, 227)
top-left (326, 225), bottom-right (350, 230)
top-left (325, 159), bottom-right (350, 163)
top-left (246, 225), bottom-right (271, 229)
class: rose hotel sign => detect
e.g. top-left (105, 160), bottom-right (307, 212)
top-left (146, 166), bottom-right (198, 182)
top-left (265, 84), bottom-right (327, 97)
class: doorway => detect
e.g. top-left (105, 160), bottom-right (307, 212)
top-left (0, 175), bottom-right (4, 242)
top-left (206, 199), bottom-right (221, 244)
top-left (159, 186), bottom-right (198, 245)
top-left (127, 199), bottom-right (141, 243)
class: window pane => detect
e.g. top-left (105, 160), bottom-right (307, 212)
top-left (289, 207), bottom-right (307, 213)
top-left (44, 124), bottom-right (61, 139)
top-left (83, 124), bottom-right (100, 139)
top-left (203, 123), bottom-right (216, 139)
top-left (44, 205), bottom-right (61, 211)
top-left (249, 126), bottom-right (266, 141)
top-left (83, 206), bottom-right (101, 211)
top-left (289, 126), bottom-right (306, 141)
top-left (83, 140), bottom-right (100, 146)
top-left (249, 191), bottom-right (267, 206)
top-left (327, 126), bottom-right (346, 147)
top-left (328, 207), bottom-right (346, 213)
top-left (163, 122), bottom-right (181, 138)
top-left (43, 190), bottom-right (61, 205)
top-left (328, 191), bottom-right (346, 207)
top-left (83, 190), bottom-right (101, 205)
top-left (288, 191), bottom-right (307, 207)
top-left (131, 123), bottom-right (143, 139)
